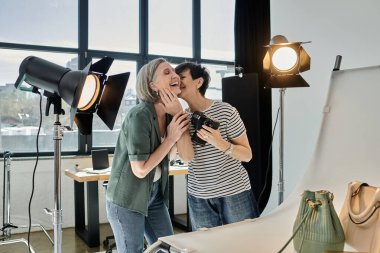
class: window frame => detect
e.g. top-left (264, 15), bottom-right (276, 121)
top-left (0, 0), bottom-right (235, 158)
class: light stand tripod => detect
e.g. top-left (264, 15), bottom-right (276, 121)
top-left (0, 151), bottom-right (53, 252)
top-left (42, 93), bottom-right (65, 253)
top-left (263, 35), bottom-right (311, 205)
top-left (278, 88), bottom-right (285, 205)
top-left (1, 151), bottom-right (13, 240)
top-left (12, 55), bottom-right (130, 252)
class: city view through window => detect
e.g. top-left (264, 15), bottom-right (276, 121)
top-left (0, 0), bottom-right (235, 155)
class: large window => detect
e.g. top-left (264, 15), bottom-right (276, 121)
top-left (201, 0), bottom-right (235, 61)
top-left (89, 0), bottom-right (139, 53)
top-left (0, 49), bottom-right (78, 153)
top-left (0, 0), bottom-right (235, 156)
top-left (0, 0), bottom-right (77, 48)
top-left (202, 63), bottom-right (235, 100)
top-left (149, 0), bottom-right (192, 57)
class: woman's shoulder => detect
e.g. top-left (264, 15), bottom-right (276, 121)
top-left (211, 100), bottom-right (236, 111)
top-left (124, 103), bottom-right (155, 125)
top-left (128, 102), bottom-right (154, 116)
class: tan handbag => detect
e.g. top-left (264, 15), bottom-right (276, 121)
top-left (339, 181), bottom-right (380, 252)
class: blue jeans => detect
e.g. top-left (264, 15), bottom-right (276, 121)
top-left (188, 190), bottom-right (259, 231)
top-left (106, 180), bottom-right (173, 253)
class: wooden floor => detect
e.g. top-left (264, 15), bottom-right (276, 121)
top-left (0, 221), bottom-right (186, 253)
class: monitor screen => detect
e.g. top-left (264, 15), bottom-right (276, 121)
top-left (91, 149), bottom-right (109, 170)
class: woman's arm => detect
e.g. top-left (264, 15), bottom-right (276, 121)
top-left (197, 126), bottom-right (252, 162)
top-left (223, 133), bottom-right (252, 162)
top-left (176, 129), bottom-right (194, 162)
top-left (130, 137), bottom-right (176, 178)
top-left (131, 112), bottom-right (189, 178)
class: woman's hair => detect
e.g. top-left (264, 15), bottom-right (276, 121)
top-left (175, 62), bottom-right (210, 96)
top-left (136, 57), bottom-right (167, 102)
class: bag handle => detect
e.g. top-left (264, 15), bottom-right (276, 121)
top-left (347, 182), bottom-right (380, 224)
top-left (277, 199), bottom-right (321, 253)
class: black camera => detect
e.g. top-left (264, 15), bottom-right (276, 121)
top-left (190, 111), bottom-right (220, 145)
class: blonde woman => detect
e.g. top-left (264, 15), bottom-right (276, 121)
top-left (106, 58), bottom-right (193, 252)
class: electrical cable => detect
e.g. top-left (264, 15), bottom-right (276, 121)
top-left (257, 106), bottom-right (280, 210)
top-left (27, 90), bottom-right (42, 253)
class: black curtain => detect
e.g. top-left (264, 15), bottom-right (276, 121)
top-left (231, 0), bottom-right (271, 212)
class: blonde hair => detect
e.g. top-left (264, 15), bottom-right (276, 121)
top-left (136, 58), bottom-right (167, 102)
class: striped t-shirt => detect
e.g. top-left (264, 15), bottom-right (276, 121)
top-left (187, 101), bottom-right (252, 199)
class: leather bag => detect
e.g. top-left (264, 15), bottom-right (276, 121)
top-left (339, 181), bottom-right (380, 252)
top-left (278, 190), bottom-right (345, 253)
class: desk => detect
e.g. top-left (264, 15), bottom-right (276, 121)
top-left (65, 166), bottom-right (188, 247)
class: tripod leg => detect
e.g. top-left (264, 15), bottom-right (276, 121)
top-left (33, 224), bottom-right (54, 245)
top-left (0, 238), bottom-right (36, 253)
top-left (17, 224), bottom-right (54, 245)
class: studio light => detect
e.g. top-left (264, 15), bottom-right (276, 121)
top-left (263, 35), bottom-right (311, 205)
top-left (15, 56), bottom-right (130, 134)
top-left (263, 34), bottom-right (310, 88)
top-left (14, 56), bottom-right (130, 253)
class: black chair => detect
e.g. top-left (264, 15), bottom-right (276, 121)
top-left (102, 181), bottom-right (117, 253)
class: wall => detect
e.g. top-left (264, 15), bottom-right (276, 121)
top-left (265, 0), bottom-right (380, 213)
top-left (0, 156), bottom-right (97, 232)
top-left (0, 156), bottom-right (187, 233)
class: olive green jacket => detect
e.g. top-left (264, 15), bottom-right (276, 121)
top-left (106, 101), bottom-right (169, 216)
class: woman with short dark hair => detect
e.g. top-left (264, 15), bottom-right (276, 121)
top-left (175, 62), bottom-right (259, 231)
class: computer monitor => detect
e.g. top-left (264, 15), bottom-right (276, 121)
top-left (91, 149), bottom-right (109, 170)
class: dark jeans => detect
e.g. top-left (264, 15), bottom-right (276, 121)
top-left (188, 190), bottom-right (259, 231)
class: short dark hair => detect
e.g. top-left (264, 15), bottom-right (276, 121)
top-left (175, 62), bottom-right (210, 96)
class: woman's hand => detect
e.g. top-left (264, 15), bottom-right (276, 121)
top-left (197, 125), bottom-right (252, 162)
top-left (167, 111), bottom-right (189, 143)
top-left (130, 112), bottom-right (189, 179)
top-left (159, 88), bottom-right (183, 116)
top-left (196, 125), bottom-right (224, 148)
